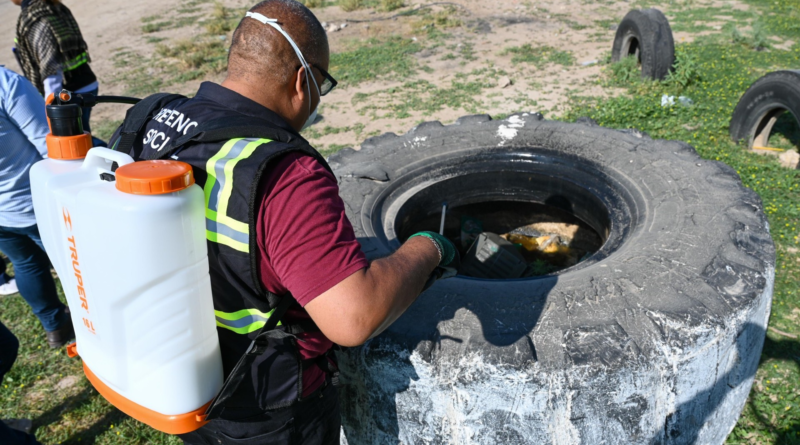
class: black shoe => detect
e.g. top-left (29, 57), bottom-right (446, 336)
top-left (2, 418), bottom-right (33, 434)
top-left (46, 317), bottom-right (75, 348)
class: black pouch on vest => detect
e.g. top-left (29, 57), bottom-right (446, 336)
top-left (226, 329), bottom-right (302, 412)
top-left (202, 297), bottom-right (301, 420)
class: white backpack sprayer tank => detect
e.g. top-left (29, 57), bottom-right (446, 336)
top-left (29, 91), bottom-right (223, 434)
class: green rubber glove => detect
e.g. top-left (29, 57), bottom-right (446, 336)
top-left (409, 232), bottom-right (461, 287)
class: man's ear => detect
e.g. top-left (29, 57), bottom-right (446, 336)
top-left (293, 66), bottom-right (308, 106)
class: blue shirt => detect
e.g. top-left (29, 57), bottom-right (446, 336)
top-left (0, 67), bottom-right (49, 228)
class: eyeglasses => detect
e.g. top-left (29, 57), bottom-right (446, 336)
top-left (298, 64), bottom-right (338, 96)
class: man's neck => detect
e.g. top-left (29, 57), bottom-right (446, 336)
top-left (220, 78), bottom-right (267, 108)
top-left (220, 77), bottom-right (304, 132)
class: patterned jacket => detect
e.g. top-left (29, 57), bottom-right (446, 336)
top-left (15, 0), bottom-right (95, 94)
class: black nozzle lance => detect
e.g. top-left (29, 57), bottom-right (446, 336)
top-left (46, 103), bottom-right (84, 136)
top-left (54, 90), bottom-right (141, 108)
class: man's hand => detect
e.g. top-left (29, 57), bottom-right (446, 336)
top-left (408, 231), bottom-right (460, 284)
top-left (305, 234), bottom-right (458, 347)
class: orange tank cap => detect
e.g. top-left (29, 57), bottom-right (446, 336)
top-left (46, 132), bottom-right (92, 160)
top-left (83, 363), bottom-right (211, 435)
top-left (115, 160), bottom-right (195, 195)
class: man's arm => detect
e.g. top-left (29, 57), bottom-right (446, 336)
top-left (28, 20), bottom-right (63, 97)
top-left (305, 237), bottom-right (440, 347)
top-left (259, 153), bottom-right (454, 348)
top-left (4, 72), bottom-right (49, 157)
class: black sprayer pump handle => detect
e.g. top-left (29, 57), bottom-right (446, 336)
top-left (47, 90), bottom-right (142, 137)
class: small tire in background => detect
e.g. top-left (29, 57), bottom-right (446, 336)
top-left (730, 70), bottom-right (800, 154)
top-left (611, 9), bottom-right (675, 80)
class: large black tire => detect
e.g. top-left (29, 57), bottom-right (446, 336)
top-left (331, 114), bottom-right (774, 445)
top-left (611, 9), bottom-right (675, 80)
top-left (730, 70), bottom-right (800, 151)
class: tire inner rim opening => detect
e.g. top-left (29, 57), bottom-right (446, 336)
top-left (375, 149), bottom-right (639, 280)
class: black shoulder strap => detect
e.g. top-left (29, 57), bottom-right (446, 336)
top-left (114, 93), bottom-right (186, 157)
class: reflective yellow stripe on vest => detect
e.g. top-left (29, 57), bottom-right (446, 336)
top-left (64, 52), bottom-right (88, 72)
top-left (205, 137), bottom-right (272, 253)
top-left (215, 308), bottom-right (282, 334)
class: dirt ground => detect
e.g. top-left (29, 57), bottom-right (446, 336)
top-left (0, 0), bottom-right (753, 149)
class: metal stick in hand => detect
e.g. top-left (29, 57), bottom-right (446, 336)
top-left (439, 202), bottom-right (447, 236)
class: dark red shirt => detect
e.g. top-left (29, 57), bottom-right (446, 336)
top-left (255, 152), bottom-right (368, 396)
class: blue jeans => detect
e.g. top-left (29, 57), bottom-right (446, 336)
top-left (80, 86), bottom-right (107, 147)
top-left (0, 225), bottom-right (68, 332)
top-left (0, 322), bottom-right (42, 445)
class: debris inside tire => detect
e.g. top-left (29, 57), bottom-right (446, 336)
top-left (460, 216), bottom-right (483, 249)
top-left (459, 232), bottom-right (528, 279)
top-left (409, 201), bottom-right (605, 279)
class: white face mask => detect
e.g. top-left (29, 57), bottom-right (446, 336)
top-left (246, 11), bottom-right (321, 130)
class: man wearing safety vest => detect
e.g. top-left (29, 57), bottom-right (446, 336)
top-left (107, 1), bottom-right (459, 443)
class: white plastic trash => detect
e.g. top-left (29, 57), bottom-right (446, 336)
top-left (30, 147), bottom-right (223, 434)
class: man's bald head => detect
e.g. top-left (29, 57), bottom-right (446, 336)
top-left (227, 0), bottom-right (329, 86)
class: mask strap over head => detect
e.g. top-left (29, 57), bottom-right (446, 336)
top-left (245, 11), bottom-right (320, 116)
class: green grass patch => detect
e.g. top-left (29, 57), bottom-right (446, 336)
top-left (110, 51), bottom-right (165, 97)
top-left (329, 36), bottom-right (421, 86)
top-left (303, 123), bottom-right (367, 140)
top-left (666, 6), bottom-right (753, 33)
top-left (766, 113), bottom-right (800, 151)
top-left (351, 67), bottom-right (511, 119)
top-left (593, 18), bottom-right (617, 29)
top-left (338, 0), bottom-right (405, 12)
top-left (605, 47), bottom-right (701, 93)
top-left (92, 119), bottom-right (123, 143)
top-left (202, 3), bottom-right (242, 35)
top-left (410, 5), bottom-right (463, 35)
top-left (156, 39), bottom-right (228, 71)
top-left (502, 44), bottom-right (575, 68)
top-left (141, 21), bottom-right (174, 33)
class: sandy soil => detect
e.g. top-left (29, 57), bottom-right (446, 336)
top-left (0, 0), bottom-right (755, 149)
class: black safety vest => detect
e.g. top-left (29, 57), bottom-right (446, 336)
top-left (111, 93), bottom-right (336, 419)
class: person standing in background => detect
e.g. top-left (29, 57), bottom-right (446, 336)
top-left (11, 0), bottom-right (104, 146)
top-left (0, 66), bottom-right (74, 348)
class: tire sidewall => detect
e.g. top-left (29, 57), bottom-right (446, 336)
top-left (730, 70), bottom-right (800, 146)
top-left (611, 9), bottom-right (674, 80)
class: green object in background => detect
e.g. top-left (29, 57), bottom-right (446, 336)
top-left (460, 216), bottom-right (483, 250)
